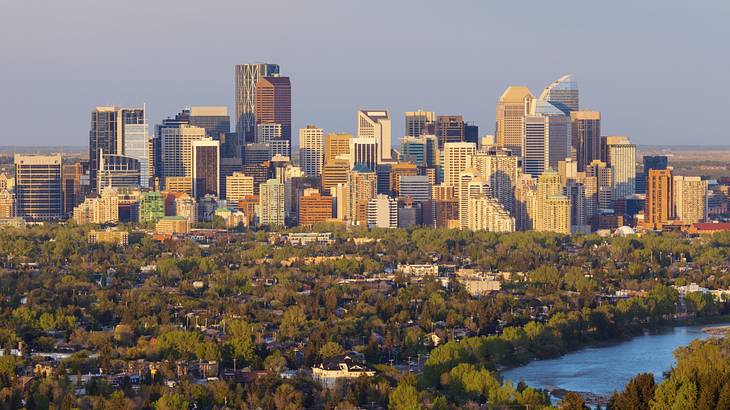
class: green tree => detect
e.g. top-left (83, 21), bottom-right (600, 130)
top-left (611, 373), bottom-right (655, 410)
top-left (155, 393), bottom-right (189, 410)
top-left (389, 382), bottom-right (421, 410)
top-left (560, 392), bottom-right (588, 410)
top-left (319, 341), bottom-right (345, 358)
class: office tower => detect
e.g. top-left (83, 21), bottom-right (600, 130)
top-left (436, 115), bottom-right (465, 148)
top-left (558, 157), bottom-right (578, 185)
top-left (0, 189), bottom-right (15, 218)
top-left (522, 115), bottom-right (548, 177)
top-left (324, 133), bottom-right (352, 165)
top-left (389, 163), bottom-right (418, 195)
top-left (159, 123), bottom-right (206, 184)
top-left (399, 175), bottom-right (432, 202)
top-left (357, 110), bottom-right (392, 163)
top-left (496, 86), bottom-right (533, 157)
top-left (177, 106), bottom-right (230, 140)
top-left (259, 179), bottom-right (286, 226)
top-left (367, 194), bottom-right (398, 229)
top-left (539, 74), bottom-right (579, 115)
top-left (270, 140), bottom-right (290, 158)
top-left (300, 125), bottom-right (324, 178)
top-left (62, 162), bottom-right (88, 215)
top-left (174, 194), bottom-right (197, 224)
top-left (97, 152), bottom-right (141, 190)
top-left (458, 171), bottom-right (488, 229)
top-left (321, 159), bottom-right (350, 193)
top-left (466, 195), bottom-right (515, 232)
top-left (464, 123), bottom-right (479, 145)
top-left (637, 156), bottom-right (668, 194)
top-left (571, 110), bottom-right (601, 171)
top-left (577, 172), bottom-right (599, 224)
top-left (256, 123), bottom-right (282, 143)
top-left (349, 137), bottom-right (378, 171)
top-left (299, 192), bottom-right (333, 226)
top-left (375, 164), bottom-right (393, 195)
top-left (219, 156), bottom-right (242, 199)
top-left (443, 142), bottom-right (477, 188)
top-left (645, 168), bottom-right (674, 229)
top-left (243, 143), bottom-right (272, 165)
top-left (192, 139), bottom-right (220, 198)
top-left (401, 135), bottom-right (438, 168)
top-left (405, 110), bottom-right (435, 137)
top-left (674, 176), bottom-right (707, 224)
top-left (123, 113), bottom-right (150, 188)
top-left (14, 154), bottom-right (63, 221)
top-left (165, 177), bottom-right (193, 195)
top-left (73, 186), bottom-right (119, 225)
top-left (603, 136), bottom-right (636, 200)
top-left (532, 99), bottom-right (571, 169)
top-left (346, 166), bottom-right (377, 226)
top-left (139, 192), bottom-right (164, 224)
top-left (540, 195), bottom-right (571, 234)
top-left (565, 180), bottom-right (589, 233)
top-left (433, 183), bottom-right (459, 228)
top-left (470, 147), bottom-right (518, 214)
top-left (89, 106), bottom-right (145, 191)
top-left (235, 63), bottom-right (280, 143)
top-left (255, 76), bottom-right (292, 142)
top-left (586, 160), bottom-right (613, 210)
top-left (225, 172), bottom-right (254, 204)
top-left (515, 174), bottom-right (537, 231)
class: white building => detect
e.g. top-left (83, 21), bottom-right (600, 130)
top-left (299, 125), bottom-right (323, 177)
top-left (357, 110), bottom-right (391, 164)
top-left (367, 194), bottom-right (398, 229)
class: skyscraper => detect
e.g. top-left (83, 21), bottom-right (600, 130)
top-left (177, 107), bottom-right (230, 140)
top-left (349, 137), bottom-right (378, 171)
top-left (324, 133), bottom-right (352, 165)
top-left (586, 160), bottom-right (613, 210)
top-left (522, 115), bottom-right (548, 177)
top-left (443, 142), bottom-right (477, 188)
top-left (14, 154), bottom-right (63, 221)
top-left (357, 110), bottom-right (392, 164)
top-left (674, 176), bottom-right (707, 224)
top-left (225, 172), bottom-right (254, 204)
top-left (367, 194), bottom-right (398, 229)
top-left (97, 151), bottom-right (141, 190)
top-left (539, 74), bottom-right (579, 115)
top-left (469, 147), bottom-right (518, 214)
top-left (159, 124), bottom-right (207, 186)
top-left (571, 110), bottom-right (601, 172)
top-left (603, 136), bottom-right (636, 200)
top-left (466, 195), bottom-right (515, 232)
top-left (259, 179), bottom-right (286, 226)
top-left (89, 106), bottom-right (145, 191)
top-left (496, 86), bottom-right (533, 157)
top-left (645, 168), bottom-right (674, 229)
top-left (192, 138), bottom-right (220, 199)
top-left (436, 115), bottom-right (465, 148)
top-left (405, 110), bottom-right (435, 137)
top-left (255, 76), bottom-right (292, 142)
top-left (235, 63), bottom-right (280, 143)
top-left (299, 125), bottom-right (324, 178)
top-left (346, 166), bottom-right (377, 226)
top-left (458, 173), bottom-right (488, 229)
top-left (637, 155), bottom-right (668, 194)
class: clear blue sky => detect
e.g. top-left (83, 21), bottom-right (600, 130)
top-left (0, 0), bottom-right (728, 147)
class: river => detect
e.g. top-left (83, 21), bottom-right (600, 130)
top-left (501, 323), bottom-right (729, 401)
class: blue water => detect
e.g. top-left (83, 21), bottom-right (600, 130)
top-left (501, 324), bottom-right (727, 396)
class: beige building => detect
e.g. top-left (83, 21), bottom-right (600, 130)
top-left (165, 176), bottom-right (193, 195)
top-left (458, 170), bottom-right (487, 229)
top-left (73, 186), bottom-right (119, 225)
top-left (160, 124), bottom-right (206, 183)
top-left (469, 147), bottom-right (518, 214)
top-left (324, 133), bottom-right (352, 165)
top-left (674, 175), bottom-right (707, 224)
top-left (259, 179), bottom-right (286, 226)
top-left (174, 194), bottom-right (197, 224)
top-left (155, 216), bottom-right (190, 234)
top-left (603, 136), bottom-right (636, 200)
top-left (443, 142), bottom-right (477, 188)
top-left (0, 189), bottom-right (15, 218)
top-left (312, 355), bottom-right (376, 389)
top-left (405, 110), bottom-right (436, 137)
top-left (299, 125), bottom-right (324, 177)
top-left (346, 168), bottom-right (377, 226)
top-left (540, 195), bottom-right (571, 234)
top-left (466, 195), bottom-right (515, 232)
top-left (226, 172), bottom-right (255, 204)
top-left (357, 110), bottom-right (391, 163)
top-left (496, 86), bottom-right (533, 157)
top-left (88, 228), bottom-right (129, 246)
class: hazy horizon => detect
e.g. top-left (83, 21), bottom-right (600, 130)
top-left (1, 0), bottom-right (728, 147)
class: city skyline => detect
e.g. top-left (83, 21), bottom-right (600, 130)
top-left (1, 1), bottom-right (728, 147)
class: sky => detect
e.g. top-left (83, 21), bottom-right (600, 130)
top-left (0, 0), bottom-right (728, 148)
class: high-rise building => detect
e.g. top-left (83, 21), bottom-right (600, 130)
top-left (159, 123), bottom-right (207, 184)
top-left (174, 194), bottom-right (197, 224)
top-left (645, 168), bottom-right (674, 229)
top-left (539, 74), bottom-right (579, 115)
top-left (637, 156), bottom-right (668, 194)
top-left (564, 180), bottom-right (589, 233)
top-left (255, 76), bottom-right (292, 142)
top-left (399, 175), bottom-right (432, 203)
top-left (123, 114), bottom-right (150, 188)
top-left (225, 172), bottom-right (254, 204)
top-left (357, 110), bottom-right (392, 164)
top-left (458, 171), bottom-right (488, 229)
top-left (405, 110), bottom-right (435, 137)
top-left (532, 99), bottom-right (571, 169)
top-left (243, 143), bottom-right (273, 165)
top-left (674, 176), bottom-right (707, 224)
top-left (464, 123), bottom-right (479, 145)
top-left (466, 195), bottom-right (515, 232)
top-left (346, 166), bottom-right (377, 226)
top-left (436, 115), bottom-right (465, 148)
top-left (192, 139), bottom-right (220, 199)
top-left (256, 123), bottom-right (282, 143)
top-left (324, 133), bottom-right (352, 165)
top-left (321, 159), bottom-right (350, 194)
top-left (235, 63), bottom-right (280, 143)
top-left (603, 136), bottom-right (636, 200)
top-left (532, 169), bottom-right (571, 234)
top-left (571, 110), bottom-right (601, 172)
top-left (259, 179), bottom-right (286, 226)
top-left (349, 137), bottom-right (378, 171)
top-left (433, 183), bottom-right (459, 228)
top-left (0, 189), bottom-right (15, 218)
top-left (14, 154), bottom-right (63, 221)
top-left (586, 160), bottom-right (613, 211)
top-left (73, 186), bottom-right (119, 225)
top-left (62, 162), bottom-right (89, 215)
top-left (298, 192), bottom-right (333, 226)
top-left (443, 142), bottom-right (477, 188)
top-left (177, 106), bottom-right (230, 140)
top-left (300, 125), bottom-right (324, 178)
top-left (138, 191), bottom-right (165, 224)
top-left (400, 135), bottom-right (438, 168)
top-left (367, 194), bottom-right (398, 229)
top-left (522, 115), bottom-right (548, 177)
top-left (89, 106), bottom-right (145, 191)
top-left (97, 152), bottom-right (141, 190)
top-left (469, 147), bottom-right (518, 214)
top-left (389, 162), bottom-right (418, 195)
top-left (496, 86), bottom-right (533, 157)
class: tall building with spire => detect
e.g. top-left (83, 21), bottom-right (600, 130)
top-left (496, 86), bottom-right (533, 157)
top-left (235, 63), bottom-right (280, 143)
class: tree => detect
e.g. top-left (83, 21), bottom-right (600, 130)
top-left (280, 306), bottom-right (306, 339)
top-left (155, 393), bottom-right (189, 410)
top-left (611, 373), bottom-right (655, 410)
top-left (560, 392), bottom-right (588, 410)
top-left (274, 383), bottom-right (304, 410)
top-left (389, 382), bottom-right (421, 410)
top-left (319, 341), bottom-right (345, 358)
